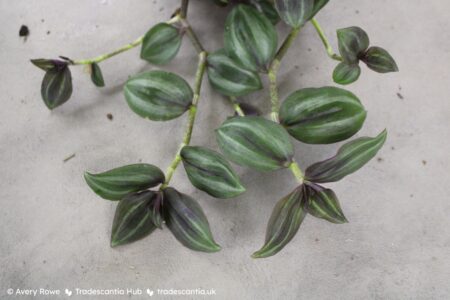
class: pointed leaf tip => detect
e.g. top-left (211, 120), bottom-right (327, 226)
top-left (305, 130), bottom-right (387, 183)
top-left (252, 187), bottom-right (307, 258)
top-left (163, 187), bottom-right (221, 253)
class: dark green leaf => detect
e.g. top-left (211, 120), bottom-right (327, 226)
top-left (150, 191), bottom-right (164, 229)
top-left (90, 63), bottom-right (105, 87)
top-left (224, 4), bottom-right (278, 72)
top-left (361, 46), bottom-right (399, 73)
top-left (305, 130), bottom-right (387, 183)
top-left (250, 0), bottom-right (280, 24)
top-left (31, 58), bottom-right (66, 71)
top-left (40, 65), bottom-right (72, 109)
top-left (216, 116), bottom-right (294, 171)
top-left (306, 183), bottom-right (347, 224)
top-left (333, 62), bottom-right (361, 85)
top-left (110, 191), bottom-right (157, 247)
top-left (181, 146), bottom-right (245, 199)
top-left (124, 71), bottom-right (193, 121)
top-left (84, 163), bottom-right (165, 200)
top-left (207, 49), bottom-right (263, 97)
top-left (163, 187), bottom-right (221, 253)
top-left (310, 0), bottom-right (330, 19)
top-left (279, 87), bottom-right (367, 144)
top-left (252, 187), bottom-right (307, 258)
top-left (337, 27), bottom-right (370, 64)
top-left (275, 0), bottom-right (314, 28)
top-left (140, 23), bottom-right (182, 65)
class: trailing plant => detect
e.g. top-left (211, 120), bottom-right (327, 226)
top-left (31, 0), bottom-right (398, 258)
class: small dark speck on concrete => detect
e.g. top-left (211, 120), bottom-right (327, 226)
top-left (294, 65), bottom-right (299, 69)
top-left (397, 92), bottom-right (404, 100)
top-left (47, 30), bottom-right (51, 35)
top-left (355, 10), bottom-right (360, 14)
top-left (19, 25), bottom-right (29, 38)
top-left (107, 113), bottom-right (113, 120)
top-left (42, 260), bottom-right (46, 264)
top-left (391, 146), bottom-right (395, 150)
top-left (315, 238), bottom-right (319, 242)
top-left (422, 160), bottom-right (427, 166)
top-left (307, 48), bottom-right (312, 52)
top-left (410, 194), bottom-right (414, 198)
top-left (377, 157), bottom-right (383, 162)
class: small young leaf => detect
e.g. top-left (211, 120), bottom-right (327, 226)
top-left (274, 0), bottom-right (314, 28)
top-left (90, 62), bottom-right (105, 87)
top-left (306, 183), bottom-right (347, 224)
top-left (361, 46), bottom-right (399, 73)
top-left (305, 130), bottom-right (387, 183)
top-left (252, 187), bottom-right (307, 258)
top-left (84, 163), bottom-right (165, 200)
top-left (337, 27), bottom-right (370, 64)
top-left (181, 146), bottom-right (246, 199)
top-left (207, 49), bottom-right (263, 97)
top-left (41, 65), bottom-right (73, 109)
top-left (163, 187), bottom-right (221, 253)
top-left (110, 191), bottom-right (157, 247)
top-left (216, 116), bottom-right (294, 171)
top-left (31, 58), bottom-right (66, 71)
top-left (279, 87), bottom-right (366, 144)
top-left (124, 71), bottom-right (193, 121)
top-left (224, 4), bottom-right (278, 72)
top-left (140, 23), bottom-right (182, 65)
top-left (333, 62), bottom-right (361, 85)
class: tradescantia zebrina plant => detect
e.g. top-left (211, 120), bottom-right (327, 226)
top-left (31, 0), bottom-right (398, 258)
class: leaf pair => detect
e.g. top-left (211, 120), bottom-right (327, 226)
top-left (252, 183), bottom-right (347, 258)
top-left (275, 0), bottom-right (329, 28)
top-left (334, 27), bottom-right (398, 85)
top-left (253, 130), bottom-right (387, 258)
top-left (85, 164), bottom-right (220, 252)
top-left (110, 187), bottom-right (220, 252)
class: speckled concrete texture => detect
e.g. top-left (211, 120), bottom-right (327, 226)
top-left (1, 0), bottom-right (449, 299)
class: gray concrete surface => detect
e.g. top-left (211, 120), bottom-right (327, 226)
top-left (1, 0), bottom-right (449, 299)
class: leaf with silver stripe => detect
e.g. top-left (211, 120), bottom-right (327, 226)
top-left (163, 187), bottom-right (221, 253)
top-left (110, 191), bottom-right (157, 247)
top-left (252, 186), bottom-right (307, 258)
top-left (40, 65), bottom-right (73, 109)
top-left (305, 130), bottom-right (387, 183)
top-left (306, 183), bottom-right (347, 224)
top-left (84, 163), bottom-right (165, 201)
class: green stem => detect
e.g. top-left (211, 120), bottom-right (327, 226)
top-left (229, 97), bottom-right (245, 116)
top-left (310, 18), bottom-right (342, 62)
top-left (160, 51), bottom-right (208, 189)
top-left (268, 27), bottom-right (301, 122)
top-left (180, 18), bottom-right (205, 53)
top-left (180, 0), bottom-right (189, 18)
top-left (288, 161), bottom-right (304, 184)
top-left (72, 15), bottom-right (180, 65)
